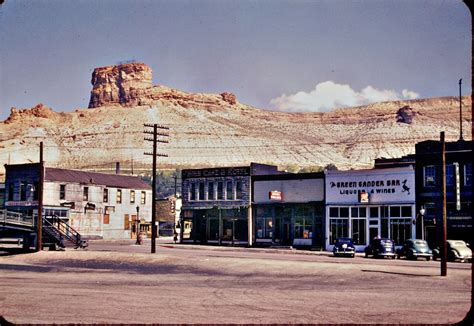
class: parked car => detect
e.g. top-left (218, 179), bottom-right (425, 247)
top-left (364, 238), bottom-right (396, 259)
top-left (396, 239), bottom-right (432, 261)
top-left (433, 240), bottom-right (472, 262)
top-left (333, 237), bottom-right (356, 257)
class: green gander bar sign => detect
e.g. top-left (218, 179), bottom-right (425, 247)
top-left (326, 168), bottom-right (415, 204)
top-left (331, 179), bottom-right (406, 195)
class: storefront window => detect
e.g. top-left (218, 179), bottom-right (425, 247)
top-left (234, 219), bottom-right (248, 241)
top-left (370, 207), bottom-right (378, 218)
top-left (294, 217), bottom-right (313, 239)
top-left (381, 217), bottom-right (389, 238)
top-left (390, 218), bottom-right (411, 245)
top-left (351, 219), bottom-right (366, 245)
top-left (330, 219), bottom-right (348, 244)
top-left (294, 206), bottom-right (313, 239)
top-left (255, 206), bottom-right (273, 239)
top-left (198, 182), bottom-right (205, 201)
top-left (208, 219), bottom-right (219, 240)
top-left (329, 206), bottom-right (349, 243)
top-left (401, 206), bottom-right (412, 217)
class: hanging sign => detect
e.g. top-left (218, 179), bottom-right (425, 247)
top-left (454, 163), bottom-right (461, 210)
top-left (269, 190), bottom-right (282, 201)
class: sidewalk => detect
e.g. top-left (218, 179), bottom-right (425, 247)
top-left (89, 237), bottom-right (345, 257)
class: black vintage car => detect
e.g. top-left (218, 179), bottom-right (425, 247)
top-left (333, 237), bottom-right (356, 257)
top-left (396, 239), bottom-right (432, 261)
top-left (364, 238), bottom-right (396, 259)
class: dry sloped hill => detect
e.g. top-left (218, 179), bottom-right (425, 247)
top-left (0, 63), bottom-right (471, 178)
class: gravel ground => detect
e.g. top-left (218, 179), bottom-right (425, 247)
top-left (0, 242), bottom-right (471, 324)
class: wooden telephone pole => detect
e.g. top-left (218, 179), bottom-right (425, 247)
top-left (440, 132), bottom-right (447, 276)
top-left (144, 124), bottom-right (169, 253)
top-left (36, 142), bottom-right (44, 251)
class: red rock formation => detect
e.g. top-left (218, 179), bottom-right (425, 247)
top-left (88, 63), bottom-right (153, 108)
top-left (4, 103), bottom-right (58, 124)
top-left (88, 63), bottom-right (239, 109)
top-left (220, 92), bottom-right (237, 105)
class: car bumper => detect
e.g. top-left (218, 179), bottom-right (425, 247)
top-left (334, 250), bottom-right (355, 255)
top-left (376, 253), bottom-right (396, 257)
top-left (413, 253), bottom-right (432, 258)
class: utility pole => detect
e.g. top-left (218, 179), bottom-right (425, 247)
top-left (440, 131), bottom-right (447, 276)
top-left (459, 78), bottom-right (463, 141)
top-left (144, 124), bottom-right (169, 253)
top-left (36, 142), bottom-right (44, 252)
top-left (173, 173), bottom-right (178, 197)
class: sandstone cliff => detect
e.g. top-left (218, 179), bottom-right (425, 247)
top-left (0, 63), bottom-right (471, 179)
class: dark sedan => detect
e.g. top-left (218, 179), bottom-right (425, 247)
top-left (364, 238), bottom-right (396, 259)
top-left (333, 237), bottom-right (356, 257)
top-left (396, 239), bottom-right (432, 261)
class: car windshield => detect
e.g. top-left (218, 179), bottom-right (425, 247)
top-left (337, 238), bottom-right (352, 244)
top-left (380, 239), bottom-right (393, 245)
top-left (414, 240), bottom-right (427, 246)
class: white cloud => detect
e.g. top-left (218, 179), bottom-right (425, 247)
top-left (270, 81), bottom-right (420, 112)
top-left (402, 89), bottom-right (420, 99)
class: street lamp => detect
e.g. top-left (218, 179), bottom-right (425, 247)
top-left (419, 206), bottom-right (426, 240)
top-left (136, 205), bottom-right (141, 245)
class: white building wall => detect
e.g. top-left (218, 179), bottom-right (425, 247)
top-left (43, 181), bottom-right (151, 240)
top-left (325, 166), bottom-right (416, 251)
top-left (253, 179), bottom-right (324, 204)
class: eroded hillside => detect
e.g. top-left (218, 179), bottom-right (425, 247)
top-left (0, 63), bottom-right (471, 179)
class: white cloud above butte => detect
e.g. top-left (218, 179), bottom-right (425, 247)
top-left (270, 81), bottom-right (420, 112)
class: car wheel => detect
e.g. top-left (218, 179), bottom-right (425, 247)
top-left (426, 257), bottom-right (431, 261)
top-left (364, 252), bottom-right (368, 258)
top-left (397, 254), bottom-right (401, 259)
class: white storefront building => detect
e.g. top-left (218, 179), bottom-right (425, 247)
top-left (325, 166), bottom-right (416, 252)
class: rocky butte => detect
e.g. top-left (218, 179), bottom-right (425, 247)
top-left (0, 62), bottom-right (471, 179)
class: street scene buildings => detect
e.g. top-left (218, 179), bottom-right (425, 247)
top-left (0, 139), bottom-right (472, 252)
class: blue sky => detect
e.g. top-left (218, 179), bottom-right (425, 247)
top-left (0, 0), bottom-right (471, 120)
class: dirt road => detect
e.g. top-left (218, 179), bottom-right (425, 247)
top-left (0, 242), bottom-right (471, 324)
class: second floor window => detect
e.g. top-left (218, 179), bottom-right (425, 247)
top-left (103, 189), bottom-right (109, 203)
top-left (236, 181), bottom-right (243, 200)
top-left (130, 190), bottom-right (135, 204)
top-left (141, 191), bottom-right (146, 204)
top-left (208, 182), bottom-right (215, 200)
top-left (83, 187), bottom-right (89, 201)
top-left (217, 182), bottom-right (224, 200)
top-left (8, 183), bottom-right (14, 201)
top-left (20, 182), bottom-right (26, 201)
top-left (198, 182), bottom-right (205, 201)
top-left (117, 189), bottom-right (122, 204)
top-left (423, 165), bottom-right (436, 187)
top-left (60, 184), bottom-right (66, 200)
top-left (190, 183), bottom-right (196, 201)
top-left (446, 164), bottom-right (454, 187)
top-left (226, 181), bottom-right (233, 200)
top-left (33, 182), bottom-right (39, 201)
top-left (465, 163), bottom-right (472, 187)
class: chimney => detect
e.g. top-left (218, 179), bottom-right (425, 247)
top-left (115, 162), bottom-right (120, 175)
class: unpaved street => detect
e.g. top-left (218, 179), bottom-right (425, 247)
top-left (0, 240), bottom-right (471, 324)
